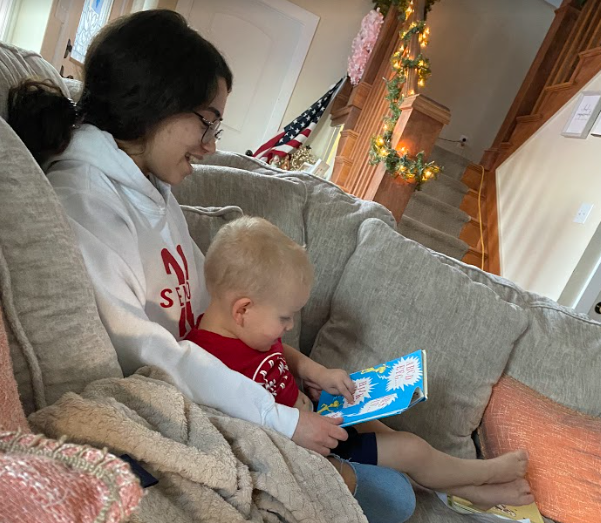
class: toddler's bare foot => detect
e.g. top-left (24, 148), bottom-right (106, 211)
top-left (456, 478), bottom-right (535, 510)
top-left (483, 450), bottom-right (528, 484)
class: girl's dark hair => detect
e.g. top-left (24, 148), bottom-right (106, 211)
top-left (7, 10), bottom-right (233, 163)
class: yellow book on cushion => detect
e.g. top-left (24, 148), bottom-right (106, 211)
top-left (446, 495), bottom-right (544, 523)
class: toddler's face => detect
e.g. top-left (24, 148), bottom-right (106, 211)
top-left (240, 283), bottom-right (311, 352)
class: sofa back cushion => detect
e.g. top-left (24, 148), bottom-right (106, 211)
top-left (0, 118), bottom-right (122, 415)
top-left (174, 160), bottom-right (308, 348)
top-left (175, 152), bottom-right (395, 354)
top-left (429, 251), bottom-right (601, 419)
top-left (311, 219), bottom-right (529, 458)
top-left (0, 43), bottom-right (68, 119)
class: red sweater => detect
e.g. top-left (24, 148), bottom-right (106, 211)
top-left (185, 326), bottom-right (300, 407)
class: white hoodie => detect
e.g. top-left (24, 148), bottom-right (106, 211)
top-left (45, 124), bottom-right (299, 437)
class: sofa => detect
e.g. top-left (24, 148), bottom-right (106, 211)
top-left (1, 42), bottom-right (599, 523)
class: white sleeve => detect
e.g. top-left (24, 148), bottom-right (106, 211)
top-left (59, 191), bottom-right (300, 438)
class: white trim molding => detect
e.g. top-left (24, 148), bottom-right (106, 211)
top-left (0, 0), bottom-right (17, 40)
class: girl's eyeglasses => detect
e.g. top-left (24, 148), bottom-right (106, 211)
top-left (192, 111), bottom-right (223, 145)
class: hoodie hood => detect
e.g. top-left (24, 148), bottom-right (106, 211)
top-left (45, 124), bottom-right (170, 210)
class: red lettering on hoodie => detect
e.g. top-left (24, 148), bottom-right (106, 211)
top-left (160, 246), bottom-right (196, 337)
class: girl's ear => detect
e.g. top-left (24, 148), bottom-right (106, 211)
top-left (232, 297), bottom-right (252, 326)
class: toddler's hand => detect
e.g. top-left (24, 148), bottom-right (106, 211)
top-left (315, 368), bottom-right (356, 405)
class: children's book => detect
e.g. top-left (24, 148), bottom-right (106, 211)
top-left (316, 349), bottom-right (427, 427)
top-left (437, 493), bottom-right (544, 523)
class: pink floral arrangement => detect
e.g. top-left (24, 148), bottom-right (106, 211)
top-left (348, 9), bottom-right (385, 86)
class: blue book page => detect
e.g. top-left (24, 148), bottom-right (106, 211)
top-left (316, 349), bottom-right (427, 427)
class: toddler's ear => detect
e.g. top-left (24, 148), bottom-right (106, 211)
top-left (232, 297), bottom-right (252, 326)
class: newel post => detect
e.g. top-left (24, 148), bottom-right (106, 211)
top-left (368, 0), bottom-right (451, 222)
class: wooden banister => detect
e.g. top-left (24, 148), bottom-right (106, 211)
top-left (482, 0), bottom-right (601, 274)
top-left (331, 3), bottom-right (450, 221)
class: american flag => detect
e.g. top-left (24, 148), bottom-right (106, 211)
top-left (254, 78), bottom-right (345, 163)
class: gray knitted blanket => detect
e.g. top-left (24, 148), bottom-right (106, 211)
top-left (28, 367), bottom-right (366, 523)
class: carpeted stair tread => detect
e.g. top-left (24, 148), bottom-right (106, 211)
top-left (429, 145), bottom-right (471, 181)
top-left (420, 172), bottom-right (469, 207)
top-left (404, 191), bottom-right (470, 237)
top-left (398, 215), bottom-right (469, 260)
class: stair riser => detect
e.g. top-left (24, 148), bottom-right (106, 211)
top-left (461, 166), bottom-right (484, 191)
top-left (459, 220), bottom-right (483, 250)
top-left (459, 191), bottom-right (484, 221)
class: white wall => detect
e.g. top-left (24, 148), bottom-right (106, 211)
top-left (7, 0), bottom-right (53, 53)
top-left (281, 0), bottom-right (372, 125)
top-left (423, 0), bottom-right (555, 162)
top-left (279, 0), bottom-right (372, 160)
top-left (497, 68), bottom-right (601, 301)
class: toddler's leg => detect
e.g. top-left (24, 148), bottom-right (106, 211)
top-left (362, 424), bottom-right (527, 490)
top-left (446, 479), bottom-right (535, 509)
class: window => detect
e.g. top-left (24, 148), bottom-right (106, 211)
top-left (71, 0), bottom-right (114, 63)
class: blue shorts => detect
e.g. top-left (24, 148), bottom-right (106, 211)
top-left (333, 426), bottom-right (378, 465)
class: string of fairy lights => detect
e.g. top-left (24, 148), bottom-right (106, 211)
top-left (368, 0), bottom-right (442, 189)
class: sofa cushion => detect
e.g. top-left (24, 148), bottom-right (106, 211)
top-left (429, 251), bottom-right (601, 418)
top-left (0, 42), bottom-right (68, 120)
top-left (480, 375), bottom-right (601, 523)
top-left (174, 164), bottom-right (307, 349)
top-left (0, 118), bottom-right (122, 415)
top-left (176, 151), bottom-right (396, 354)
top-left (311, 219), bottom-right (529, 458)
top-left (292, 174), bottom-right (396, 354)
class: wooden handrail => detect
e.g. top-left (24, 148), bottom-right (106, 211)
top-left (482, 0), bottom-right (601, 275)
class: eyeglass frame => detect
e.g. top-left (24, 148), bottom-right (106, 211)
top-left (192, 110), bottom-right (223, 144)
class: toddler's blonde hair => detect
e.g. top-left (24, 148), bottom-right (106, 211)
top-left (204, 216), bottom-right (314, 301)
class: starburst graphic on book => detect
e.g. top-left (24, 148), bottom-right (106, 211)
top-left (346, 394), bottom-right (399, 417)
top-left (343, 377), bottom-right (374, 408)
top-left (386, 355), bottom-right (422, 392)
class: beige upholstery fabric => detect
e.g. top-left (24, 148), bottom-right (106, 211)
top-left (0, 42), bottom-right (68, 119)
top-left (0, 118), bottom-right (122, 415)
top-left (429, 251), bottom-right (601, 418)
top-left (176, 152), bottom-right (396, 354)
top-left (311, 219), bottom-right (529, 459)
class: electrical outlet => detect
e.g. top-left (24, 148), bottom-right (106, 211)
top-left (574, 203), bottom-right (594, 224)
top-left (458, 135), bottom-right (469, 148)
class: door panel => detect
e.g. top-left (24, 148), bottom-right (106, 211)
top-left (41, 0), bottom-right (131, 80)
top-left (177, 0), bottom-right (319, 153)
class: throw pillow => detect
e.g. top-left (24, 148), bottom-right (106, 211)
top-left (0, 118), bottom-right (123, 415)
top-left (311, 219), bottom-right (529, 458)
top-left (480, 375), bottom-right (601, 523)
top-left (0, 308), bottom-right (28, 432)
top-left (0, 431), bottom-right (143, 523)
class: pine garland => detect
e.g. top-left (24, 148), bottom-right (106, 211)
top-left (368, 14), bottom-right (442, 190)
top-left (372, 0), bottom-right (441, 20)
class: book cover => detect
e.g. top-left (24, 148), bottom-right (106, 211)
top-left (316, 349), bottom-right (427, 427)
top-left (437, 493), bottom-right (544, 523)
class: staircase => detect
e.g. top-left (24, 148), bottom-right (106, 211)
top-left (483, 0), bottom-right (601, 273)
top-left (398, 146), bottom-right (487, 269)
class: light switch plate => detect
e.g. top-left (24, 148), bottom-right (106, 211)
top-left (574, 203), bottom-right (594, 224)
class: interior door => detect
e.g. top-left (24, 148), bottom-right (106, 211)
top-left (176, 0), bottom-right (319, 154)
top-left (41, 0), bottom-right (131, 80)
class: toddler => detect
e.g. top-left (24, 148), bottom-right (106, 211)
top-left (186, 216), bottom-right (534, 508)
